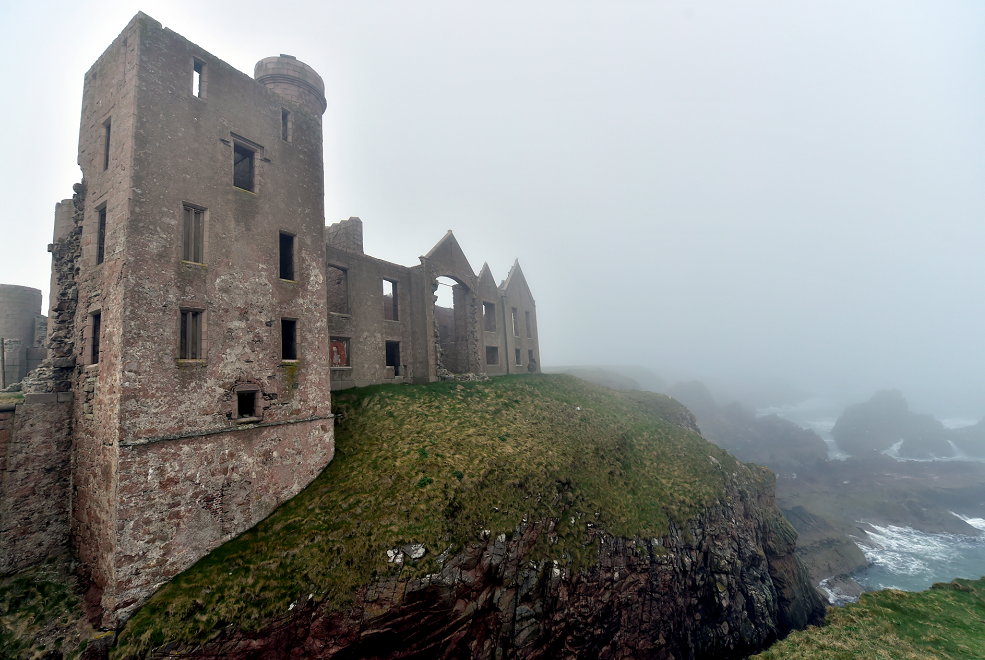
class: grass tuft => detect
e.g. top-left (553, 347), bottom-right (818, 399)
top-left (115, 374), bottom-right (747, 659)
top-left (0, 554), bottom-right (96, 660)
top-left (753, 577), bottom-right (985, 660)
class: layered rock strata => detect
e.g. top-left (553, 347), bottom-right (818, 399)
top-left (150, 472), bottom-right (824, 660)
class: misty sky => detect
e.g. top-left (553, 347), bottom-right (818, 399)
top-left (1, 1), bottom-right (982, 416)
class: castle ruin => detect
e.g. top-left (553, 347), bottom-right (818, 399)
top-left (0, 12), bottom-right (539, 627)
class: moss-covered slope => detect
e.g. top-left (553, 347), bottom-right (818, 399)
top-left (754, 577), bottom-right (985, 660)
top-left (0, 554), bottom-right (100, 660)
top-left (115, 374), bottom-right (747, 657)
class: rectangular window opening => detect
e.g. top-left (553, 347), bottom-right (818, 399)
top-left (330, 337), bottom-right (350, 367)
top-left (483, 302), bottom-right (496, 332)
top-left (515, 348), bottom-right (522, 366)
top-left (102, 118), bottom-right (112, 171)
top-left (179, 310), bottom-right (202, 360)
top-left (90, 312), bottom-right (101, 365)
top-left (233, 142), bottom-right (255, 191)
top-left (282, 108), bottom-right (292, 142)
top-left (385, 341), bottom-right (400, 375)
top-left (96, 207), bottom-right (107, 265)
top-left (193, 58), bottom-right (205, 98)
top-left (528, 350), bottom-right (535, 371)
top-left (486, 346), bottom-right (499, 365)
top-left (279, 232), bottom-right (295, 280)
top-left (512, 308), bottom-right (520, 337)
top-left (327, 266), bottom-right (349, 314)
top-left (383, 279), bottom-right (398, 321)
top-left (182, 205), bottom-right (205, 263)
top-left (525, 310), bottom-right (531, 338)
top-left (237, 391), bottom-right (256, 418)
top-left (281, 318), bottom-right (297, 360)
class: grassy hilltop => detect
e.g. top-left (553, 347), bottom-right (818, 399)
top-left (113, 373), bottom-right (743, 657)
top-left (753, 577), bottom-right (985, 660)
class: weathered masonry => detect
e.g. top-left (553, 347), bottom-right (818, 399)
top-left (0, 284), bottom-right (47, 388)
top-left (325, 218), bottom-right (540, 389)
top-left (0, 12), bottom-right (539, 627)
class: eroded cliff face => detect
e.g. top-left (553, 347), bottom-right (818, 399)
top-left (154, 469), bottom-right (823, 660)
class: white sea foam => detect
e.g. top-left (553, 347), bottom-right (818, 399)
top-left (879, 439), bottom-right (985, 464)
top-left (951, 512), bottom-right (985, 532)
top-left (941, 417), bottom-right (981, 430)
top-left (852, 519), bottom-right (985, 594)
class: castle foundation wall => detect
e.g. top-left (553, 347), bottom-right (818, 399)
top-left (105, 418), bottom-right (334, 624)
top-left (0, 396), bottom-right (73, 574)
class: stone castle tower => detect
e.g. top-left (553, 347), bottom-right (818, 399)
top-left (67, 14), bottom-right (336, 624)
top-left (0, 12), bottom-right (540, 629)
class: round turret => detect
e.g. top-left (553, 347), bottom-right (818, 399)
top-left (254, 55), bottom-right (327, 118)
top-left (0, 284), bottom-right (42, 345)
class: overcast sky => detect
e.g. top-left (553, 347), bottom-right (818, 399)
top-left (1, 1), bottom-right (982, 415)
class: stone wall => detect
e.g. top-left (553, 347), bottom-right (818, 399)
top-left (326, 242), bottom-right (420, 389)
top-left (0, 395), bottom-right (73, 574)
top-left (108, 419), bottom-right (334, 623)
top-left (0, 284), bottom-right (44, 386)
top-left (66, 14), bottom-right (337, 625)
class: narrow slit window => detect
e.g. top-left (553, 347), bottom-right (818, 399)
top-left (282, 108), bottom-right (292, 142)
top-left (182, 205), bottom-right (205, 263)
top-left (525, 310), bottom-right (532, 338)
top-left (486, 346), bottom-right (499, 365)
top-left (327, 266), bottom-right (349, 314)
top-left (512, 308), bottom-right (520, 337)
top-left (279, 232), bottom-right (295, 280)
top-left (528, 349), bottom-right (535, 371)
top-left (483, 302), bottom-right (496, 331)
top-left (383, 279), bottom-right (398, 321)
top-left (179, 310), bottom-right (202, 359)
top-left (233, 143), bottom-right (255, 191)
top-left (192, 58), bottom-right (205, 98)
top-left (103, 118), bottom-right (112, 171)
top-left (515, 348), bottom-right (522, 366)
top-left (281, 319), bottom-right (297, 360)
top-left (96, 207), bottom-right (107, 265)
top-left (90, 312), bottom-right (102, 365)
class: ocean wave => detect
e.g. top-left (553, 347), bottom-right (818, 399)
top-left (852, 520), bottom-right (985, 593)
top-left (951, 512), bottom-right (985, 532)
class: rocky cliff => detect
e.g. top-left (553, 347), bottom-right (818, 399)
top-left (111, 375), bottom-right (822, 659)
top-left (143, 473), bottom-right (822, 659)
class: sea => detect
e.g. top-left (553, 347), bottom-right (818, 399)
top-left (758, 398), bottom-right (985, 600)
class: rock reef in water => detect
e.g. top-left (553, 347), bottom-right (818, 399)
top-left (831, 389), bottom-right (947, 458)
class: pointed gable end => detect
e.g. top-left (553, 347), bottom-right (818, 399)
top-left (500, 260), bottom-right (536, 305)
top-left (422, 231), bottom-right (476, 290)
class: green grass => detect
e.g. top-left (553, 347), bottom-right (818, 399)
top-left (0, 392), bottom-right (24, 405)
top-left (753, 577), bottom-right (985, 660)
top-left (0, 554), bottom-right (96, 660)
top-left (114, 373), bottom-right (754, 658)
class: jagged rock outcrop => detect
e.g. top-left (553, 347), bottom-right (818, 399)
top-left (780, 506), bottom-right (868, 588)
top-left (831, 389), bottom-right (948, 458)
top-left (149, 469), bottom-right (824, 660)
top-left (667, 381), bottom-right (828, 473)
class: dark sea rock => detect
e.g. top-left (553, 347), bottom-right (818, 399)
top-left (780, 506), bottom-right (867, 585)
top-left (949, 418), bottom-right (985, 457)
top-left (831, 389), bottom-right (950, 458)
